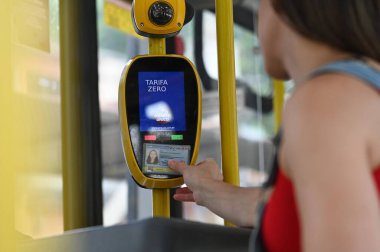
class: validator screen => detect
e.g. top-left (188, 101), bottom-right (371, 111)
top-left (138, 71), bottom-right (186, 132)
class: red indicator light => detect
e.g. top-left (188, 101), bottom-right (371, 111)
top-left (144, 135), bottom-right (157, 141)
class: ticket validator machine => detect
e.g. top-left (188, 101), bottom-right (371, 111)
top-left (119, 56), bottom-right (201, 188)
top-left (119, 0), bottom-right (201, 216)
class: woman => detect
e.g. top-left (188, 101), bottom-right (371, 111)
top-left (146, 149), bottom-right (159, 164)
top-left (169, 0), bottom-right (380, 251)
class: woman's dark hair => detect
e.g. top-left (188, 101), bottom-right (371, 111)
top-left (270, 0), bottom-right (380, 61)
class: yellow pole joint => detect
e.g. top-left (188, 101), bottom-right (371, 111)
top-left (215, 0), bottom-right (240, 226)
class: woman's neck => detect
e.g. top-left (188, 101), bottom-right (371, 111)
top-left (282, 33), bottom-right (353, 85)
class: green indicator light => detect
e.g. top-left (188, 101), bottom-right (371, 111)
top-left (171, 135), bottom-right (183, 141)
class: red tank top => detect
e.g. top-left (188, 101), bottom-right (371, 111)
top-left (262, 166), bottom-right (380, 252)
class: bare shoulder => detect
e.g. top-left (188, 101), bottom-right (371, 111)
top-left (282, 73), bottom-right (380, 175)
top-left (281, 73), bottom-right (380, 252)
top-left (285, 73), bottom-right (380, 123)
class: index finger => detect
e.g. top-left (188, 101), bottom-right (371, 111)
top-left (168, 160), bottom-right (187, 174)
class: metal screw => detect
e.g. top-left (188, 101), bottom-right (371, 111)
top-left (177, 22), bottom-right (181, 27)
top-left (140, 23), bottom-right (144, 27)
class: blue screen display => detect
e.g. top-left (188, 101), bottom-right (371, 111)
top-left (139, 72), bottom-right (186, 132)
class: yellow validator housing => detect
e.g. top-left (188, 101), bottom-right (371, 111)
top-left (119, 55), bottom-right (202, 189)
top-left (132, 0), bottom-right (186, 37)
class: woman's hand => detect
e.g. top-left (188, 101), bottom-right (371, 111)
top-left (169, 159), bottom-right (263, 227)
top-left (168, 159), bottom-right (223, 206)
top-left (168, 159), bottom-right (262, 227)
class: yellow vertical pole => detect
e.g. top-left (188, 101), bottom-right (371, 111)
top-left (152, 188), bottom-right (170, 217)
top-left (149, 37), bottom-right (170, 218)
top-left (273, 80), bottom-right (285, 132)
top-left (0, 76), bottom-right (15, 249)
top-left (149, 38), bottom-right (166, 55)
top-left (215, 0), bottom-right (240, 226)
top-left (0, 0), bottom-right (16, 250)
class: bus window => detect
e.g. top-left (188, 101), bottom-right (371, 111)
top-left (97, 0), bottom-right (151, 226)
top-left (96, 3), bottom-right (289, 227)
top-left (201, 10), bottom-right (275, 177)
top-left (176, 10), bottom-right (282, 225)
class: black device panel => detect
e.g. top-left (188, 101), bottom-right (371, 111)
top-left (124, 57), bottom-right (199, 179)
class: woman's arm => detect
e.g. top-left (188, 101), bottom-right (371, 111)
top-left (168, 159), bottom-right (264, 227)
top-left (283, 75), bottom-right (380, 252)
